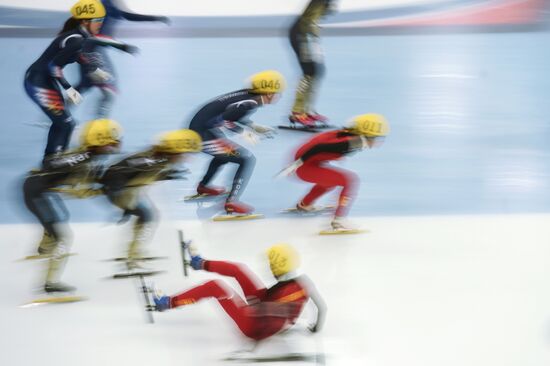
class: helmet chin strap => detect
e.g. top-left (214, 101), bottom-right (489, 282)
top-left (79, 23), bottom-right (91, 36)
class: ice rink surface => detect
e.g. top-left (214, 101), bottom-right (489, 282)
top-left (1, 31), bottom-right (550, 365)
top-left (2, 215), bottom-right (550, 366)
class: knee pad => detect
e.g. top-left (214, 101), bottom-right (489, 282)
top-left (302, 61), bottom-right (325, 79)
top-left (302, 62), bottom-right (317, 77)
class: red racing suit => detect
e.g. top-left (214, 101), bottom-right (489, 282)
top-left (294, 130), bottom-right (361, 216)
top-left (170, 260), bottom-right (325, 340)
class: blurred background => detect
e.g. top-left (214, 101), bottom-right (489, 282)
top-left (1, 1), bottom-right (550, 365)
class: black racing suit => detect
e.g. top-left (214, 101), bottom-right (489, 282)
top-left (77, 0), bottom-right (166, 118)
top-left (187, 89), bottom-right (262, 203)
top-left (24, 26), bottom-right (133, 157)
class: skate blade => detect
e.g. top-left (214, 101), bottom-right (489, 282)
top-left (105, 256), bottom-right (168, 262)
top-left (17, 252), bottom-right (77, 262)
top-left (181, 192), bottom-right (228, 202)
top-left (20, 295), bottom-right (87, 308)
top-left (145, 305), bottom-right (157, 312)
top-left (319, 228), bottom-right (368, 235)
top-left (213, 213), bottom-right (263, 222)
top-left (223, 352), bottom-right (323, 362)
top-left (281, 205), bottom-right (335, 214)
top-left (277, 125), bottom-right (320, 133)
top-left (112, 270), bottom-right (165, 279)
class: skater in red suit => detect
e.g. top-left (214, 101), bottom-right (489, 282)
top-left (279, 114), bottom-right (389, 232)
top-left (153, 243), bottom-right (326, 341)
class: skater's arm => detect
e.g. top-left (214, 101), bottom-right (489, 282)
top-left (222, 100), bottom-right (258, 128)
top-left (299, 275), bottom-right (326, 333)
top-left (49, 35), bottom-right (85, 90)
top-left (119, 10), bottom-right (167, 22)
top-left (112, 0), bottom-right (168, 22)
top-left (86, 35), bottom-right (138, 54)
top-left (102, 159), bottom-right (169, 189)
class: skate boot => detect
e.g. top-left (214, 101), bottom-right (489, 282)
top-left (307, 112), bottom-right (329, 124)
top-left (296, 201), bottom-right (318, 213)
top-left (153, 293), bottom-right (171, 312)
top-left (197, 184), bottom-right (226, 196)
top-left (289, 112), bottom-right (316, 128)
top-left (224, 201), bottom-right (254, 215)
top-left (187, 243), bottom-right (205, 270)
top-left (330, 217), bottom-right (355, 232)
top-left (44, 281), bottom-right (76, 293)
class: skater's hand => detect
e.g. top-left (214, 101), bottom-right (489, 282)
top-left (117, 210), bottom-right (131, 225)
top-left (161, 168), bottom-right (190, 180)
top-left (66, 87), bottom-right (83, 105)
top-left (253, 124), bottom-right (276, 139)
top-left (121, 44), bottom-right (140, 55)
top-left (251, 123), bottom-right (275, 136)
top-left (242, 130), bottom-right (259, 145)
top-left (308, 322), bottom-right (320, 333)
top-left (276, 159), bottom-right (303, 178)
top-left (156, 16), bottom-right (171, 25)
top-left (88, 68), bottom-right (112, 83)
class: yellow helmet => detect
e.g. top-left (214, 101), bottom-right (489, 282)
top-left (70, 0), bottom-right (106, 19)
top-left (347, 114), bottom-right (390, 137)
top-left (80, 119), bottom-right (122, 148)
top-left (267, 243), bottom-right (300, 277)
top-left (155, 129), bottom-right (202, 154)
top-left (248, 70), bottom-right (286, 94)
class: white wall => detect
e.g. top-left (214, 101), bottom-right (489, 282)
top-left (0, 0), bottom-right (451, 16)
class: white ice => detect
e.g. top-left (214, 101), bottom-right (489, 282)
top-left (1, 214), bottom-right (550, 365)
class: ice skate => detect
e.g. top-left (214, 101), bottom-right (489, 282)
top-left (152, 292), bottom-right (171, 312)
top-left (319, 217), bottom-right (367, 235)
top-left (213, 201), bottom-right (263, 221)
top-left (282, 201), bottom-right (335, 215)
top-left (44, 281), bottom-right (76, 293)
top-left (111, 258), bottom-right (164, 279)
top-left (278, 112), bottom-right (321, 133)
top-left (183, 184), bottom-right (228, 202)
top-left (307, 111), bottom-right (329, 123)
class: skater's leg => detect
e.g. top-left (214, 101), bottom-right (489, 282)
top-left (205, 260), bottom-right (266, 299)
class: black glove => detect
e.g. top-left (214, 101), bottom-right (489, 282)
top-left (308, 323), bottom-right (320, 333)
top-left (117, 210), bottom-right (132, 225)
top-left (162, 168), bottom-right (190, 181)
top-left (121, 44), bottom-right (139, 55)
top-left (156, 16), bottom-right (171, 25)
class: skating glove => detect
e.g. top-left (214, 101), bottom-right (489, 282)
top-left (276, 159), bottom-right (303, 177)
top-left (121, 44), bottom-right (139, 55)
top-left (161, 168), bottom-right (190, 181)
top-left (308, 322), bottom-right (320, 333)
top-left (65, 87), bottom-right (83, 105)
top-left (250, 123), bottom-right (275, 136)
top-left (242, 130), bottom-right (259, 145)
top-left (88, 68), bottom-right (112, 83)
top-left (156, 16), bottom-right (171, 25)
